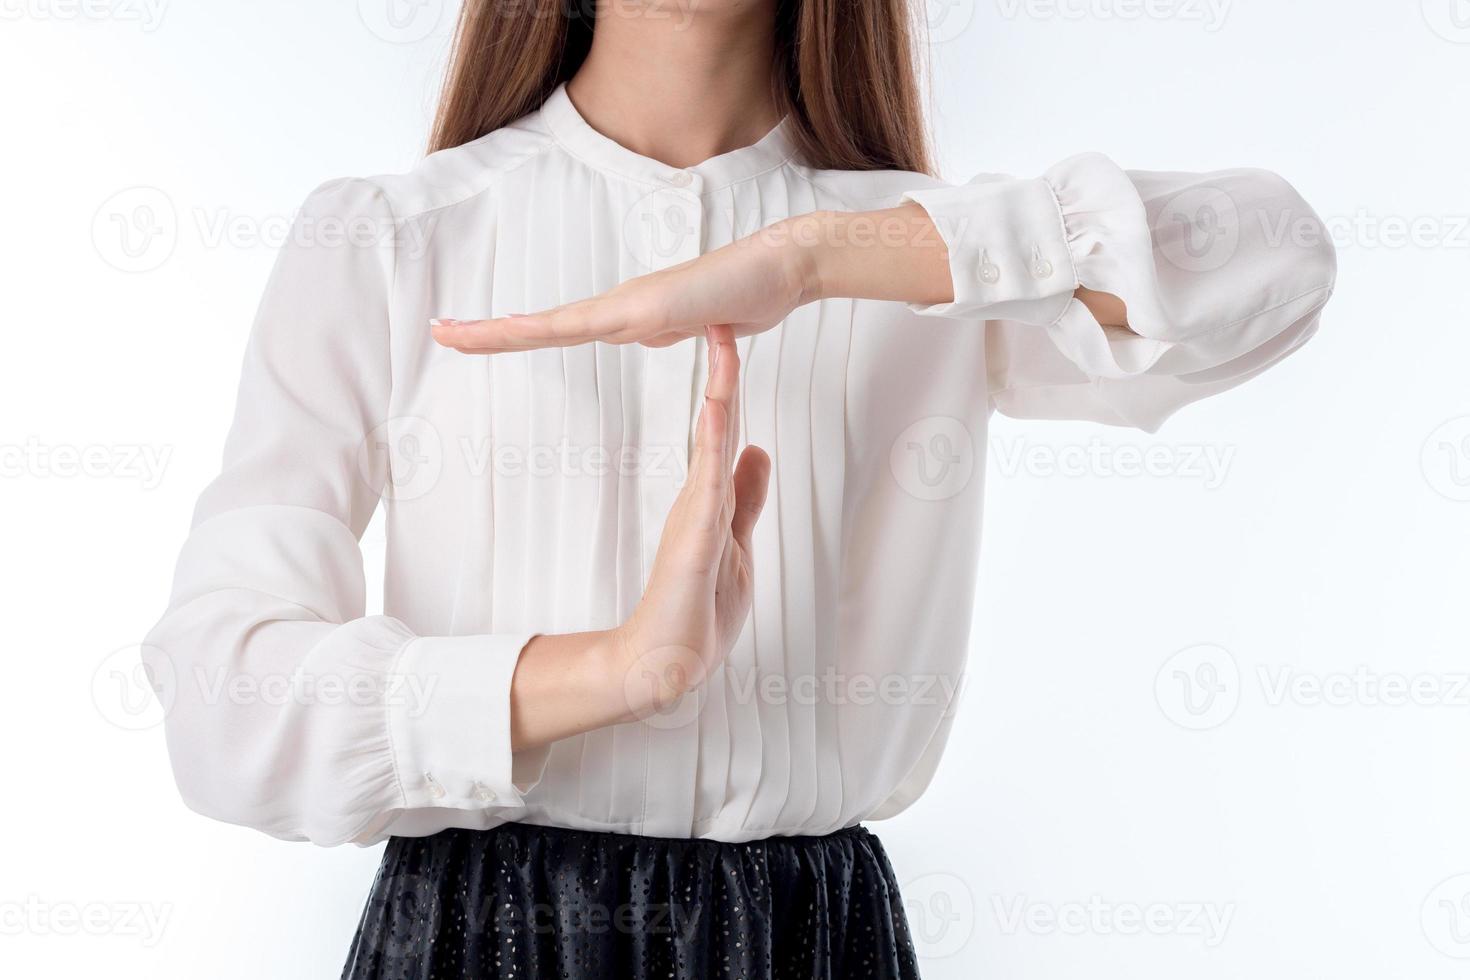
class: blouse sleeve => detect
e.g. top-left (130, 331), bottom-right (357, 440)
top-left (900, 153), bottom-right (1338, 431)
top-left (143, 179), bottom-right (540, 846)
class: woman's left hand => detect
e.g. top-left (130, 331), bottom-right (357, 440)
top-left (431, 220), bottom-right (816, 354)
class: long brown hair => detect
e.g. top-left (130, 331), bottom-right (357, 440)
top-left (428, 0), bottom-right (933, 175)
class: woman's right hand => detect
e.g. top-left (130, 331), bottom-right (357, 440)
top-left (611, 324), bottom-right (771, 721)
top-left (506, 325), bottom-right (769, 748)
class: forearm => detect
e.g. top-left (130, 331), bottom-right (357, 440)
top-left (782, 205), bottom-right (1130, 328)
top-left (509, 629), bottom-right (632, 751)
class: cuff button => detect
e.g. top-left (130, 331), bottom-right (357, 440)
top-left (1030, 246), bottom-right (1055, 280)
top-left (978, 250), bottom-right (1002, 286)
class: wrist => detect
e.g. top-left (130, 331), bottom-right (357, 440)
top-left (602, 620), bottom-right (705, 723)
top-left (581, 626), bottom-right (640, 726)
top-left (776, 211), bottom-right (837, 306)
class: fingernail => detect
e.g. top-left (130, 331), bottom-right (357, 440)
top-left (430, 318), bottom-right (461, 328)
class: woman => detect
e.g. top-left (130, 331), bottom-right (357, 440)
top-left (145, 0), bottom-right (1337, 977)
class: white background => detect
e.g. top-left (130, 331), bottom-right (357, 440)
top-left (2, 1), bottom-right (1468, 977)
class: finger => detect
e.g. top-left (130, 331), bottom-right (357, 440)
top-left (730, 445), bottom-right (771, 547)
top-left (704, 324), bottom-right (739, 441)
top-left (690, 387), bottom-right (730, 536)
top-left (431, 298), bottom-right (636, 352)
top-left (429, 314), bottom-right (580, 352)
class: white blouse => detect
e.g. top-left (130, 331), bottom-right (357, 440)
top-left (146, 85), bottom-right (1336, 846)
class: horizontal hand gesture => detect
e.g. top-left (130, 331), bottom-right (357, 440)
top-left (432, 224), bottom-right (813, 353)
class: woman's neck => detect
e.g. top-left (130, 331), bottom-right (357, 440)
top-left (566, 3), bottom-right (782, 169)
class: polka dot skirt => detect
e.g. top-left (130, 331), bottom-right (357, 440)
top-left (340, 822), bottom-right (921, 979)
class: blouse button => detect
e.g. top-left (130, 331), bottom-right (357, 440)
top-left (424, 772), bottom-right (446, 800)
top-left (474, 782), bottom-right (497, 804)
top-left (978, 250), bottom-right (1001, 286)
top-left (666, 171), bottom-right (694, 188)
top-left (1030, 246), bottom-right (1055, 280)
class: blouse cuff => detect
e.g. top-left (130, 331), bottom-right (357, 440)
top-left (903, 152), bottom-right (1175, 380)
top-left (388, 633), bottom-right (548, 812)
top-left (901, 174), bottom-right (1077, 326)
top-left (1039, 152), bottom-right (1174, 379)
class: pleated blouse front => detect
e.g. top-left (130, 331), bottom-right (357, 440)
top-left (145, 85), bottom-right (1337, 845)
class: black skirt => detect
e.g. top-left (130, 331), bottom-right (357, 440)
top-left (341, 821), bottom-right (922, 980)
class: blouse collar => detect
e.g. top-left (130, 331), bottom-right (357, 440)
top-left (539, 83), bottom-right (798, 192)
